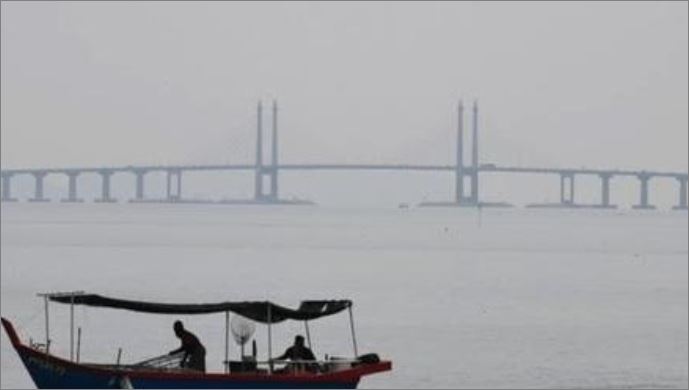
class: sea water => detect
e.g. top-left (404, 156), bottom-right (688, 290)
top-left (1, 203), bottom-right (687, 389)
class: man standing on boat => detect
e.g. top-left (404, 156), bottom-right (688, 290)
top-left (169, 320), bottom-right (206, 372)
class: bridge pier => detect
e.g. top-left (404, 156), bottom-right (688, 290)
top-left (559, 173), bottom-right (575, 206)
top-left (632, 174), bottom-right (655, 210)
top-left (1, 173), bottom-right (18, 202)
top-left (29, 172), bottom-right (49, 202)
top-left (255, 168), bottom-right (278, 202)
top-left (61, 172), bottom-right (83, 202)
top-left (132, 170), bottom-right (147, 201)
top-left (95, 170), bottom-right (116, 203)
top-left (459, 168), bottom-right (479, 206)
top-left (454, 170), bottom-right (465, 204)
top-left (598, 173), bottom-right (616, 208)
top-left (673, 176), bottom-right (688, 210)
top-left (166, 169), bottom-right (182, 201)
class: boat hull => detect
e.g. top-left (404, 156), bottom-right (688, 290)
top-left (2, 318), bottom-right (391, 389)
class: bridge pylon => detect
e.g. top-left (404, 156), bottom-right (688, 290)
top-left (254, 100), bottom-right (279, 202)
top-left (454, 99), bottom-right (480, 206)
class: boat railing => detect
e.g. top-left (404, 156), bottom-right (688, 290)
top-left (81, 356), bottom-right (375, 376)
top-left (28, 339), bottom-right (50, 354)
top-left (243, 358), bottom-right (363, 375)
top-left (266, 359), bottom-right (360, 365)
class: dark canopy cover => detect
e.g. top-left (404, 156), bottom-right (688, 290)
top-left (50, 294), bottom-right (351, 324)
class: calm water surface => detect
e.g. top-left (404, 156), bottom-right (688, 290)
top-left (1, 204), bottom-right (687, 388)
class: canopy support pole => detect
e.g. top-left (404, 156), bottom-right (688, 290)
top-left (116, 348), bottom-right (122, 366)
top-left (348, 306), bottom-right (358, 358)
top-left (36, 290), bottom-right (85, 356)
top-left (224, 311), bottom-right (230, 373)
top-left (76, 327), bottom-right (82, 363)
top-left (304, 320), bottom-right (312, 349)
top-left (43, 296), bottom-right (50, 354)
top-left (70, 294), bottom-right (75, 361)
top-left (267, 303), bottom-right (273, 374)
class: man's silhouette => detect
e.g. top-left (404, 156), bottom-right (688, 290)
top-left (169, 320), bottom-right (206, 372)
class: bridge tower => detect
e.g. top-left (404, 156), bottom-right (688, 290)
top-left (254, 100), bottom-right (279, 202)
top-left (454, 100), bottom-right (465, 203)
top-left (270, 100), bottom-right (279, 200)
top-left (469, 100), bottom-right (480, 205)
top-left (454, 99), bottom-right (480, 206)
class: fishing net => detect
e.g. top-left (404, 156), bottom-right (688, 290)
top-left (230, 315), bottom-right (255, 347)
top-left (134, 352), bottom-right (185, 370)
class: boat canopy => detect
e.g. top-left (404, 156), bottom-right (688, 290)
top-left (49, 294), bottom-right (352, 324)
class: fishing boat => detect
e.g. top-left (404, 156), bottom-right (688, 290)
top-left (2, 292), bottom-right (392, 389)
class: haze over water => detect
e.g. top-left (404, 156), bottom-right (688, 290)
top-left (1, 203), bottom-right (687, 389)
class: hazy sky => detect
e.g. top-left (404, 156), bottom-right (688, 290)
top-left (1, 2), bottom-right (687, 206)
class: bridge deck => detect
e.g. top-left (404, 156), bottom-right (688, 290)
top-left (1, 164), bottom-right (686, 179)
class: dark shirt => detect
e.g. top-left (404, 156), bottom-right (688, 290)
top-left (278, 345), bottom-right (316, 361)
top-left (170, 329), bottom-right (206, 372)
top-left (171, 329), bottom-right (206, 356)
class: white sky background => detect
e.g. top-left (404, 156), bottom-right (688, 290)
top-left (1, 2), bottom-right (687, 206)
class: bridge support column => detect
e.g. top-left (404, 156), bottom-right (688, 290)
top-left (254, 172), bottom-right (264, 201)
top-left (454, 170), bottom-right (464, 204)
top-left (269, 100), bottom-right (279, 201)
top-left (454, 100), bottom-right (466, 204)
top-left (95, 170), bottom-right (116, 203)
top-left (132, 170), bottom-right (147, 202)
top-left (469, 174), bottom-right (479, 204)
top-left (254, 101), bottom-right (264, 201)
top-left (559, 173), bottom-right (575, 206)
top-left (598, 173), bottom-right (615, 208)
top-left (265, 169), bottom-right (277, 202)
top-left (673, 176), bottom-right (688, 210)
top-left (61, 172), bottom-right (83, 202)
top-left (29, 172), bottom-right (49, 202)
top-left (255, 168), bottom-right (277, 203)
top-left (166, 170), bottom-right (182, 201)
top-left (1, 173), bottom-right (17, 202)
top-left (254, 100), bottom-right (280, 203)
top-left (469, 101), bottom-right (480, 206)
top-left (451, 100), bottom-right (479, 207)
top-left (633, 174), bottom-right (655, 210)
top-left (454, 173), bottom-right (464, 204)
